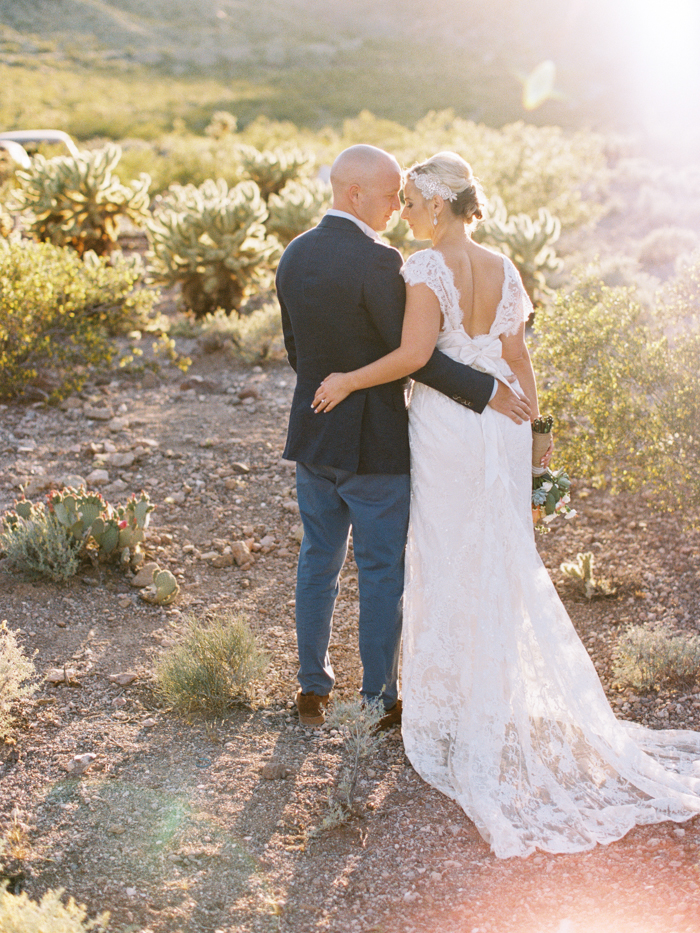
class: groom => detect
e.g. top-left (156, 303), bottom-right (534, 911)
top-left (276, 145), bottom-right (530, 727)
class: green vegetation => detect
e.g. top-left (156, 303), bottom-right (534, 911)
top-left (155, 613), bottom-right (268, 714)
top-left (0, 620), bottom-right (37, 740)
top-left (11, 144), bottom-right (150, 255)
top-left (614, 625), bottom-right (700, 690)
top-left (0, 488), bottom-right (154, 582)
top-left (147, 178), bottom-right (280, 316)
top-left (0, 883), bottom-right (109, 933)
top-left (0, 240), bottom-right (157, 400)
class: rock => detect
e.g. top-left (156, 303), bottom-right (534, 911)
top-left (111, 696), bottom-right (127, 708)
top-left (86, 469), bottom-right (110, 487)
top-left (107, 417), bottom-right (130, 432)
top-left (141, 371), bottom-right (160, 389)
top-left (259, 535), bottom-right (276, 549)
top-left (141, 717), bottom-right (156, 728)
top-left (130, 562), bottom-right (160, 587)
top-left (106, 824), bottom-right (126, 835)
top-left (59, 396), bottom-right (83, 411)
top-left (230, 461), bottom-right (250, 474)
top-left (61, 753), bottom-right (97, 775)
top-left (238, 385), bottom-right (261, 401)
top-left (180, 375), bottom-right (221, 394)
top-left (291, 525), bottom-right (304, 543)
top-left (46, 668), bottom-right (80, 684)
top-left (24, 476), bottom-right (54, 497)
top-left (59, 474), bottom-right (87, 489)
top-left (84, 406), bottom-right (113, 421)
top-left (211, 553), bottom-right (234, 568)
top-left (108, 672), bottom-right (138, 686)
top-left (282, 499), bottom-right (300, 514)
top-left (231, 541), bottom-right (252, 567)
top-left (105, 451), bottom-right (135, 468)
top-left (261, 761), bottom-right (291, 780)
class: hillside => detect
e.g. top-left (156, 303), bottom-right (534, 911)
top-left (0, 0), bottom-right (680, 136)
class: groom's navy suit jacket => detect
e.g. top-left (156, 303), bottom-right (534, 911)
top-left (276, 214), bottom-right (494, 475)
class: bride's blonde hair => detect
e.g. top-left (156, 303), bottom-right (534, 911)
top-left (408, 151), bottom-right (485, 225)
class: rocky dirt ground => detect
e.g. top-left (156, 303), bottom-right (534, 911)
top-left (2, 340), bottom-right (700, 933)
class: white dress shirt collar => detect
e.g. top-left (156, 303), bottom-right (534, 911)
top-left (326, 209), bottom-right (379, 241)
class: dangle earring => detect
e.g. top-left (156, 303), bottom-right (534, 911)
top-left (433, 213), bottom-right (438, 227)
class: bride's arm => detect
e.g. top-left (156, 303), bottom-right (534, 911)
top-left (312, 283), bottom-right (441, 412)
top-left (500, 323), bottom-right (539, 419)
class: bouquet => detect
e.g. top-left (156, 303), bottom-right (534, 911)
top-left (531, 416), bottom-right (576, 528)
top-left (532, 467), bottom-right (576, 527)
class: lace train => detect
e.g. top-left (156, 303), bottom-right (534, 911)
top-left (400, 249), bottom-right (700, 858)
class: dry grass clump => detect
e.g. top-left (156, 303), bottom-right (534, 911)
top-left (613, 624), bottom-right (700, 690)
top-left (0, 620), bottom-right (38, 740)
top-left (0, 884), bottom-right (109, 933)
top-left (155, 613), bottom-right (268, 715)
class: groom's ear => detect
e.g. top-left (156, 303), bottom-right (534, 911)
top-left (348, 183), bottom-right (361, 204)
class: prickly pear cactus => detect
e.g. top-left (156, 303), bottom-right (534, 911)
top-left (11, 144), bottom-right (151, 256)
top-left (266, 179), bottom-right (331, 247)
top-left (147, 178), bottom-right (280, 317)
top-left (140, 568), bottom-right (180, 605)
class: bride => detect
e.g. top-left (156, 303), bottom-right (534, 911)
top-left (311, 151), bottom-right (700, 858)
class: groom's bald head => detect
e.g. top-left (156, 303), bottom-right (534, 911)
top-left (330, 145), bottom-right (402, 232)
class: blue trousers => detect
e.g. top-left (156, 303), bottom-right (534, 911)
top-left (295, 461), bottom-right (410, 709)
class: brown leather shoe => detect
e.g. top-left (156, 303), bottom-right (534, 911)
top-left (375, 699), bottom-right (402, 732)
top-left (295, 690), bottom-right (331, 726)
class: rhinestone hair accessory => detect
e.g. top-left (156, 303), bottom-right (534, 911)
top-left (408, 170), bottom-right (458, 202)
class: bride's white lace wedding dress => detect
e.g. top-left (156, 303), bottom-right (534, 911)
top-left (400, 248), bottom-right (700, 858)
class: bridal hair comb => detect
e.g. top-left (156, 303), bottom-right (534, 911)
top-left (408, 171), bottom-right (457, 202)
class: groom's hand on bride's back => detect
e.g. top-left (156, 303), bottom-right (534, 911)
top-left (488, 380), bottom-right (531, 424)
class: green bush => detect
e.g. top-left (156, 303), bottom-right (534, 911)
top-left (11, 144), bottom-right (150, 256)
top-left (155, 613), bottom-right (268, 715)
top-left (147, 178), bottom-right (280, 317)
top-left (0, 884), bottom-right (109, 933)
top-left (533, 258), bottom-right (700, 508)
top-left (195, 303), bottom-right (285, 362)
top-left (0, 239), bottom-right (158, 400)
top-left (0, 620), bottom-right (37, 740)
top-left (613, 624), bottom-right (700, 690)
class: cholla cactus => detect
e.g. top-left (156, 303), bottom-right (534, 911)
top-left (475, 196), bottom-right (562, 305)
top-left (147, 178), bottom-right (280, 317)
top-left (238, 145), bottom-right (312, 201)
top-left (11, 144), bottom-right (150, 256)
top-left (266, 178), bottom-right (331, 246)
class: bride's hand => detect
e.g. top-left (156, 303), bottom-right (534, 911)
top-left (312, 373), bottom-right (353, 412)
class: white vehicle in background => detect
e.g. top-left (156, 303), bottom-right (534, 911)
top-left (0, 129), bottom-right (80, 165)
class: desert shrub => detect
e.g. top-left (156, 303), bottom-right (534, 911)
top-left (196, 303), bottom-right (284, 362)
top-left (400, 112), bottom-right (609, 230)
top-left (0, 620), bottom-right (37, 740)
top-left (146, 178), bottom-right (280, 317)
top-left (266, 178), bottom-right (331, 246)
top-left (11, 144), bottom-right (150, 256)
top-left (0, 239), bottom-right (158, 400)
top-left (155, 613), bottom-right (268, 714)
top-left (312, 697), bottom-right (386, 834)
top-left (533, 260), bottom-right (700, 508)
top-left (613, 625), bottom-right (700, 690)
top-left (637, 227), bottom-right (700, 277)
top-left (0, 884), bottom-right (109, 933)
top-left (532, 277), bottom-right (669, 492)
top-left (0, 489), bottom-right (153, 582)
top-left (119, 133), bottom-right (247, 193)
